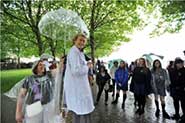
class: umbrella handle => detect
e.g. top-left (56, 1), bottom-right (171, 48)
top-left (63, 25), bottom-right (67, 55)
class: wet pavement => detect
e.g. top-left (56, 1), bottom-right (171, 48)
top-left (1, 94), bottom-right (17, 123)
top-left (91, 91), bottom-right (179, 123)
top-left (1, 90), bottom-right (181, 123)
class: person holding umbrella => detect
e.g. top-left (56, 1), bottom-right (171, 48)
top-left (64, 33), bottom-right (94, 123)
top-left (38, 7), bottom-right (92, 123)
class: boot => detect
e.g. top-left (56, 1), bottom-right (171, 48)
top-left (139, 108), bottom-right (144, 115)
top-left (134, 94), bottom-right (138, 108)
top-left (112, 93), bottom-right (119, 104)
top-left (139, 105), bottom-right (145, 115)
top-left (135, 108), bottom-right (140, 114)
top-left (138, 96), bottom-right (145, 115)
top-left (112, 88), bottom-right (115, 97)
top-left (162, 104), bottom-right (171, 119)
top-left (172, 98), bottom-right (180, 120)
top-left (155, 100), bottom-right (160, 118)
top-left (171, 113), bottom-right (180, 120)
top-left (134, 101), bottom-right (137, 107)
top-left (135, 97), bottom-right (141, 114)
top-left (179, 115), bottom-right (185, 123)
top-left (122, 94), bottom-right (127, 109)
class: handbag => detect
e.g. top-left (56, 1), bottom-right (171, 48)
top-left (26, 101), bottom-right (43, 117)
top-left (25, 81), bottom-right (43, 118)
top-left (108, 84), bottom-right (113, 92)
top-left (104, 82), bottom-right (109, 91)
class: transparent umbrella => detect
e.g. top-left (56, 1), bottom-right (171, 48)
top-left (38, 7), bottom-right (89, 52)
top-left (39, 8), bottom-right (90, 122)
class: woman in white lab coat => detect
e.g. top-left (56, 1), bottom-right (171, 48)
top-left (64, 33), bottom-right (95, 123)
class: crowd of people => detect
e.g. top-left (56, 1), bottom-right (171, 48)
top-left (94, 57), bottom-right (185, 123)
top-left (14, 33), bottom-right (185, 123)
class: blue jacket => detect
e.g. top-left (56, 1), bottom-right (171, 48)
top-left (115, 67), bottom-right (129, 87)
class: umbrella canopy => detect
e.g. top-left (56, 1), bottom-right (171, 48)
top-left (142, 53), bottom-right (164, 68)
top-left (108, 59), bottom-right (123, 69)
top-left (40, 53), bottom-right (54, 60)
top-left (38, 8), bottom-right (89, 41)
top-left (142, 53), bottom-right (164, 62)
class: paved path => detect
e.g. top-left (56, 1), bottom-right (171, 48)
top-left (1, 91), bottom-right (181, 123)
top-left (1, 94), bottom-right (16, 123)
top-left (91, 91), bottom-right (178, 123)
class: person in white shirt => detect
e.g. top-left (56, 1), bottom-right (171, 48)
top-left (64, 33), bottom-right (95, 123)
top-left (109, 61), bottom-right (118, 97)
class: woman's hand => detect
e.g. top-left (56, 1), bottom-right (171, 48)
top-left (61, 108), bottom-right (68, 118)
top-left (16, 111), bottom-right (24, 123)
top-left (118, 83), bottom-right (122, 87)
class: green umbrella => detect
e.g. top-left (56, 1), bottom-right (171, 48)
top-left (108, 59), bottom-right (123, 69)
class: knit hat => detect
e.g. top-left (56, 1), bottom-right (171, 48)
top-left (174, 58), bottom-right (184, 64)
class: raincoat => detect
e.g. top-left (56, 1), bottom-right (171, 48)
top-left (151, 68), bottom-right (170, 96)
top-left (64, 45), bottom-right (94, 115)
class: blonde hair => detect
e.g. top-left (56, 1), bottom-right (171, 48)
top-left (72, 33), bottom-right (87, 44)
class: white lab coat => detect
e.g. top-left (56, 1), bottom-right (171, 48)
top-left (64, 46), bottom-right (95, 115)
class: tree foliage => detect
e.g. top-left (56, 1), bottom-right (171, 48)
top-left (60, 0), bottom-right (146, 61)
top-left (149, 0), bottom-right (185, 36)
top-left (1, 0), bottom-right (185, 63)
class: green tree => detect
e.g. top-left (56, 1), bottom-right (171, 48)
top-left (1, 10), bottom-right (36, 67)
top-left (148, 0), bottom-right (185, 36)
top-left (1, 0), bottom-right (67, 59)
top-left (60, 0), bottom-right (145, 63)
top-left (1, 0), bottom-right (45, 56)
top-left (3, 0), bottom-right (176, 62)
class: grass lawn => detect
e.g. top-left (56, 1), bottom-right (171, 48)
top-left (0, 69), bottom-right (32, 93)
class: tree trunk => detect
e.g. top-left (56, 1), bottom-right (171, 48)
top-left (51, 49), bottom-right (56, 60)
top-left (90, 32), bottom-right (95, 64)
top-left (17, 56), bottom-right (21, 69)
top-left (35, 26), bottom-right (44, 56)
top-left (89, 0), bottom-right (96, 64)
top-left (17, 39), bottom-right (21, 69)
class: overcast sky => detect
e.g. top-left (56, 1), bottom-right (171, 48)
top-left (101, 25), bottom-right (185, 67)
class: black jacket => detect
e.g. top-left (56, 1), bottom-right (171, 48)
top-left (131, 67), bottom-right (151, 84)
top-left (96, 72), bottom-right (111, 85)
top-left (130, 67), bottom-right (152, 95)
top-left (169, 67), bottom-right (185, 98)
